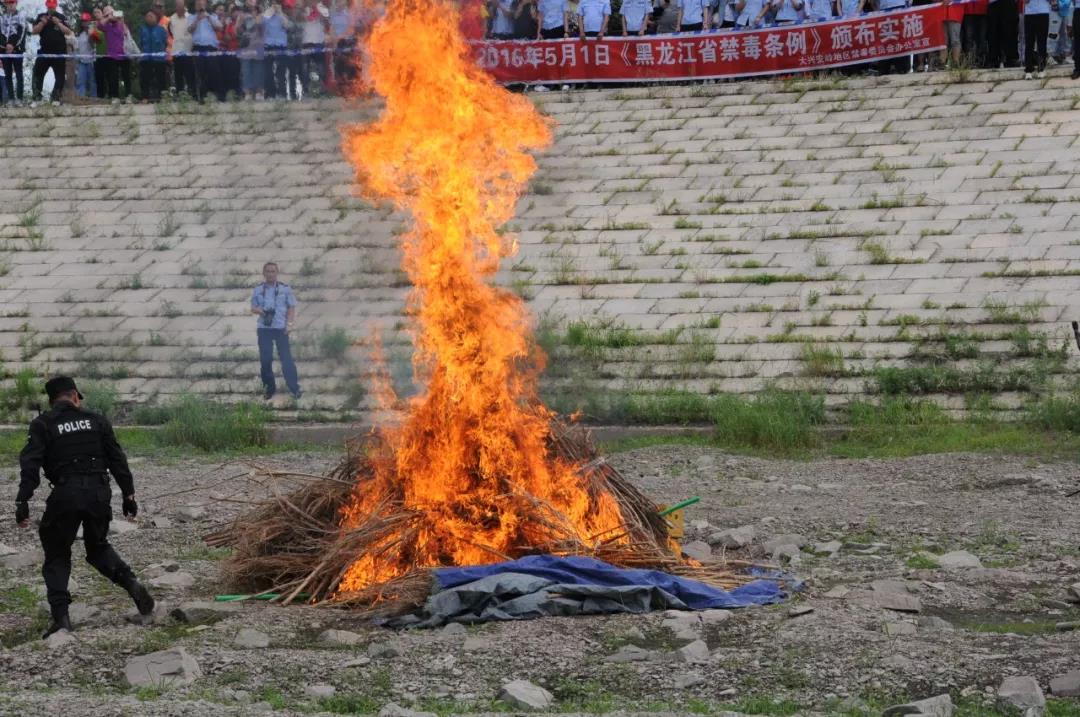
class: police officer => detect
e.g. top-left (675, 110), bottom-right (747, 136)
top-left (16, 376), bottom-right (155, 638)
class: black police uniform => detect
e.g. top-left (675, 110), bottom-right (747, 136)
top-left (17, 382), bottom-right (152, 630)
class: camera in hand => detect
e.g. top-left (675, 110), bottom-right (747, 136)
top-left (261, 308), bottom-right (276, 327)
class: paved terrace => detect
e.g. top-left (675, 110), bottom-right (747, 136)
top-left (0, 67), bottom-right (1078, 416)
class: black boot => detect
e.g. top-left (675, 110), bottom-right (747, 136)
top-left (42, 612), bottom-right (72, 639)
top-left (122, 576), bottom-right (155, 617)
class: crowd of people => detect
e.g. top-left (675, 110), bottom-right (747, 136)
top-left (0, 0), bottom-right (368, 105)
top-left (0, 0), bottom-right (1075, 106)
top-left (484, 0), bottom-right (1080, 79)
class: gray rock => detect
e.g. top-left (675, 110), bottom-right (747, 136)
top-left (378, 704), bottom-right (437, 717)
top-left (788, 605), bottom-right (815, 618)
top-left (442, 622), bottom-right (467, 637)
top-left (872, 579), bottom-right (916, 595)
top-left (673, 672), bottom-right (705, 689)
top-left (604, 645), bottom-right (655, 663)
top-left (661, 613), bottom-right (702, 642)
top-left (320, 629), bottom-right (363, 646)
top-left (175, 505), bottom-right (207, 521)
top-left (170, 601), bottom-right (237, 625)
top-left (111, 519), bottom-right (139, 533)
top-left (150, 517), bottom-right (173, 529)
top-left (1050, 671), bottom-right (1080, 697)
top-left (772, 543), bottom-right (803, 564)
top-left (1068, 583), bottom-right (1080, 603)
top-left (677, 639), bottom-right (711, 664)
top-left (367, 641), bottom-right (400, 658)
top-left (789, 483), bottom-right (814, 493)
top-left (1056, 621), bottom-right (1080, 631)
top-left (875, 592), bottom-right (922, 613)
top-left (44, 629), bottom-right (77, 650)
top-left (763, 534), bottom-right (809, 553)
top-left (936, 550), bottom-right (983, 569)
top-left (689, 519), bottom-right (712, 532)
top-left (709, 525), bottom-right (756, 549)
top-left (304, 684), bottom-right (337, 699)
top-left (498, 680), bottom-right (554, 711)
top-left (824, 585), bottom-right (851, 599)
top-left (0, 549), bottom-right (42, 569)
top-left (882, 655), bottom-right (916, 670)
top-left (814, 540), bottom-right (843, 556)
top-left (882, 693), bottom-right (954, 716)
top-left (69, 602), bottom-right (100, 623)
top-left (883, 622), bottom-right (917, 637)
top-left (124, 648), bottom-right (202, 688)
top-left (699, 609), bottom-right (733, 626)
top-left (917, 616), bottom-right (954, 631)
top-left (150, 571), bottom-right (195, 589)
top-left (681, 540), bottom-right (713, 562)
top-left (234, 628), bottom-right (270, 648)
top-left (462, 637), bottom-right (490, 651)
top-left (997, 676), bottom-right (1045, 717)
top-left (0, 543), bottom-right (18, 556)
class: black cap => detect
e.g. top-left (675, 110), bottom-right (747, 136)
top-left (44, 376), bottom-right (84, 402)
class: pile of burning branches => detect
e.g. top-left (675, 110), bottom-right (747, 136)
top-left (204, 423), bottom-right (758, 616)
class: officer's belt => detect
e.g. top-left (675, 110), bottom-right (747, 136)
top-left (50, 473), bottom-right (108, 488)
top-left (51, 457), bottom-right (107, 485)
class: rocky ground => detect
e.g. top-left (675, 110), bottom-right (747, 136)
top-left (1, 444), bottom-right (1079, 717)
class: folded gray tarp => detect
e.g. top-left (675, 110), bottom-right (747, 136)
top-left (385, 572), bottom-right (691, 628)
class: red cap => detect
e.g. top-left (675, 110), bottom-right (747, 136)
top-left (282, 0), bottom-right (295, 8)
top-left (45, 0), bottom-right (58, 8)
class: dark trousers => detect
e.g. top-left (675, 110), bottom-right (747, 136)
top-left (32, 56), bottom-right (65, 101)
top-left (333, 38), bottom-right (357, 89)
top-left (193, 45), bottom-right (223, 101)
top-left (140, 60), bottom-right (167, 101)
top-left (39, 476), bottom-right (135, 617)
top-left (94, 57), bottom-right (106, 98)
top-left (257, 329), bottom-right (300, 396)
top-left (300, 43), bottom-right (324, 95)
top-left (987, 0), bottom-right (1020, 66)
top-left (221, 54), bottom-right (241, 98)
top-left (265, 46), bottom-right (288, 98)
top-left (540, 26), bottom-right (564, 39)
top-left (100, 57), bottom-right (129, 99)
top-left (173, 54), bottom-right (196, 96)
top-left (1024, 13), bottom-right (1049, 72)
top-left (962, 14), bottom-right (988, 66)
top-left (1, 57), bottom-right (23, 101)
top-left (1074, 9), bottom-right (1080, 71)
top-left (287, 52), bottom-right (303, 99)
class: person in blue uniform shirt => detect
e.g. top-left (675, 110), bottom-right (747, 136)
top-left (251, 261), bottom-right (302, 400)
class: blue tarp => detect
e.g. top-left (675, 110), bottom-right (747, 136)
top-left (432, 554), bottom-right (786, 610)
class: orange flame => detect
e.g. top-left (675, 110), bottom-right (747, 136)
top-left (336, 0), bottom-right (625, 593)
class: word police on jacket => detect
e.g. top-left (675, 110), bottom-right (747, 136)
top-left (57, 420), bottom-right (93, 435)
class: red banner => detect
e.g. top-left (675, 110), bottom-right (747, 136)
top-left (473, 5), bottom-right (945, 84)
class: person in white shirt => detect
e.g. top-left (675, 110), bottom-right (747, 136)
top-left (537, 0), bottom-right (569, 38)
top-left (677, 0), bottom-right (709, 31)
top-left (169, 0), bottom-right (196, 96)
top-left (490, 0), bottom-right (515, 37)
top-left (300, 0), bottom-right (328, 97)
top-left (770, 0), bottom-right (802, 23)
top-left (577, 0), bottom-right (609, 37)
top-left (735, 0), bottom-right (768, 27)
top-left (804, 0), bottom-right (832, 20)
top-left (620, 0), bottom-right (650, 34)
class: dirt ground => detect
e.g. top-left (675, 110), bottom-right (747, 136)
top-left (1, 444), bottom-right (1078, 716)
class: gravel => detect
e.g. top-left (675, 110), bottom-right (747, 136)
top-left (1, 446), bottom-right (1078, 715)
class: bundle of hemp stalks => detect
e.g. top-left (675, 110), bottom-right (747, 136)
top-left (204, 422), bottom-right (757, 616)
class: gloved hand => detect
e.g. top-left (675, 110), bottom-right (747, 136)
top-left (122, 495), bottom-right (138, 518)
top-left (15, 501), bottom-right (29, 526)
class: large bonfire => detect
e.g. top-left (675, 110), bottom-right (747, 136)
top-left (207, 0), bottom-right (752, 612)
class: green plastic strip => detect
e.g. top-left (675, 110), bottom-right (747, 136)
top-left (657, 496), bottom-right (700, 517)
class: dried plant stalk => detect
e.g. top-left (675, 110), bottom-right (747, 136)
top-left (205, 421), bottom-right (758, 612)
